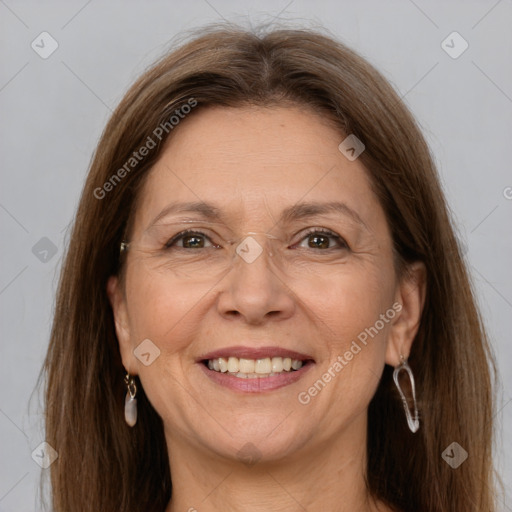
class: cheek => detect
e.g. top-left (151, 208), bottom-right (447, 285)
top-left (124, 263), bottom-right (210, 354)
top-left (300, 260), bottom-right (394, 340)
top-left (296, 259), bottom-right (395, 401)
top-left (286, 261), bottom-right (396, 433)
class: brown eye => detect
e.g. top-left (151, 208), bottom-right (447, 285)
top-left (182, 234), bottom-right (205, 248)
top-left (308, 234), bottom-right (330, 249)
top-left (295, 229), bottom-right (349, 251)
top-left (164, 231), bottom-right (216, 250)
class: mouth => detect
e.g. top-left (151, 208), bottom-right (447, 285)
top-left (198, 346), bottom-right (315, 392)
top-left (204, 355), bottom-right (307, 377)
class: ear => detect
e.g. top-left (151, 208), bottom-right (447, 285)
top-left (107, 276), bottom-right (138, 375)
top-left (385, 261), bottom-right (427, 367)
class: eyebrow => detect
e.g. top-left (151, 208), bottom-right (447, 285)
top-left (148, 200), bottom-right (368, 230)
top-left (148, 201), bottom-right (222, 227)
top-left (280, 201), bottom-right (368, 230)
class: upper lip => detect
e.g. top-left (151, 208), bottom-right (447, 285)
top-left (199, 345), bottom-right (314, 362)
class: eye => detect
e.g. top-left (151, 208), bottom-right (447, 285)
top-left (295, 229), bottom-right (349, 250)
top-left (164, 230), bottom-right (217, 249)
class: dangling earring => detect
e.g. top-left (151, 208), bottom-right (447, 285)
top-left (393, 356), bottom-right (419, 433)
top-left (124, 373), bottom-right (137, 427)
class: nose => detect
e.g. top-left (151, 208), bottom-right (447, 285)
top-left (216, 241), bottom-right (296, 325)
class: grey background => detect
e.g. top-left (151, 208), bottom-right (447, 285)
top-left (0, 0), bottom-right (511, 510)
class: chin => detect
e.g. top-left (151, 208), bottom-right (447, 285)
top-left (199, 415), bottom-right (312, 465)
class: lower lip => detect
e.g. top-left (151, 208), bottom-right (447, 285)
top-left (199, 362), bottom-right (314, 393)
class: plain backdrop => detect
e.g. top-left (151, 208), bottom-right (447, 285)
top-left (0, 1), bottom-right (511, 510)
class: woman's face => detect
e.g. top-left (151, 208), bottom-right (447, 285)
top-left (109, 105), bottom-right (419, 464)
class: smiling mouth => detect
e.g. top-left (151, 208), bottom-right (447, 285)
top-left (203, 356), bottom-right (311, 379)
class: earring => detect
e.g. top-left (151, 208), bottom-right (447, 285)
top-left (124, 373), bottom-right (137, 427)
top-left (393, 356), bottom-right (419, 433)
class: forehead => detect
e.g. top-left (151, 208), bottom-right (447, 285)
top-left (134, 106), bottom-right (381, 231)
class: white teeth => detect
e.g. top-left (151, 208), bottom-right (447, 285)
top-left (206, 356), bottom-right (305, 377)
top-left (218, 357), bottom-right (228, 372)
top-left (239, 358), bottom-right (255, 373)
top-left (291, 359), bottom-right (302, 370)
top-left (255, 358), bottom-right (272, 374)
top-left (271, 357), bottom-right (283, 372)
top-left (227, 357), bottom-right (239, 373)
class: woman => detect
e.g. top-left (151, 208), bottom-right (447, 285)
top-left (43, 25), bottom-right (498, 511)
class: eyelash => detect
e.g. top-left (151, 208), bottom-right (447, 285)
top-left (164, 228), bottom-right (349, 251)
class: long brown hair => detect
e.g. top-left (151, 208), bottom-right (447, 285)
top-left (43, 24), bottom-right (498, 511)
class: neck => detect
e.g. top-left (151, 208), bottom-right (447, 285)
top-left (164, 416), bottom-right (388, 512)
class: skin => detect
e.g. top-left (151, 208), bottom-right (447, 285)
top-left (108, 105), bottom-right (426, 512)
